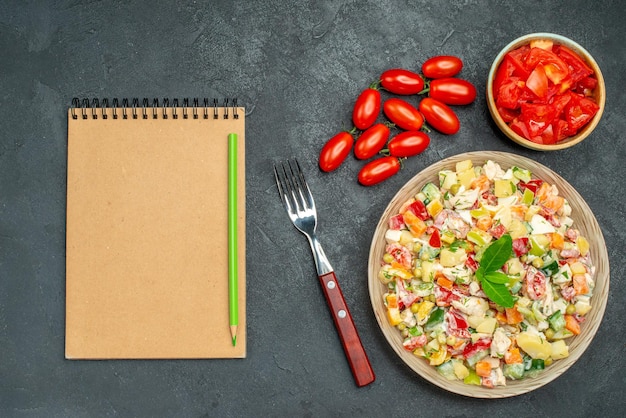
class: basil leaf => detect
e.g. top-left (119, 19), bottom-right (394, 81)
top-left (484, 271), bottom-right (510, 284)
top-left (481, 280), bottom-right (515, 308)
top-left (479, 234), bottom-right (512, 272)
top-left (475, 267), bottom-right (485, 282)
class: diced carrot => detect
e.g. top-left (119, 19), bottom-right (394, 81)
top-left (504, 347), bottom-right (523, 364)
top-left (475, 360), bottom-right (492, 377)
top-left (402, 211), bottom-right (427, 236)
top-left (436, 275), bottom-right (454, 290)
top-left (505, 306), bottom-right (524, 325)
top-left (564, 314), bottom-right (581, 335)
top-left (495, 311), bottom-right (508, 324)
top-left (386, 293), bottom-right (399, 309)
top-left (510, 205), bottom-right (527, 220)
top-left (543, 195), bottom-right (565, 212)
top-left (535, 182), bottom-right (552, 202)
top-left (550, 232), bottom-right (565, 250)
top-left (572, 274), bottom-right (590, 295)
top-left (475, 216), bottom-right (493, 232)
top-left (471, 174), bottom-right (490, 193)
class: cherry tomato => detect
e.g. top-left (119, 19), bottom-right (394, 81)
top-left (358, 156), bottom-right (400, 186)
top-left (352, 87), bottom-right (381, 130)
top-left (421, 55), bottom-right (463, 79)
top-left (380, 69), bottom-right (425, 95)
top-left (354, 123), bottom-right (391, 160)
top-left (429, 78), bottom-right (477, 105)
top-left (319, 131), bottom-right (354, 172)
top-left (418, 97), bottom-right (460, 135)
top-left (383, 98), bottom-right (424, 131)
top-left (387, 131), bottom-right (430, 158)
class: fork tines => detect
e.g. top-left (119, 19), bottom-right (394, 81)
top-left (274, 159), bottom-right (315, 213)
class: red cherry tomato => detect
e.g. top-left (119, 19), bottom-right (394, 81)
top-left (358, 156), bottom-right (400, 186)
top-left (354, 123), bottom-right (391, 160)
top-left (387, 131), bottom-right (430, 157)
top-left (319, 131), bottom-right (354, 172)
top-left (352, 87), bottom-right (381, 130)
top-left (380, 69), bottom-right (425, 95)
top-left (429, 78), bottom-right (477, 105)
top-left (418, 97), bottom-right (460, 135)
top-left (383, 98), bottom-right (424, 131)
top-left (422, 55), bottom-right (463, 79)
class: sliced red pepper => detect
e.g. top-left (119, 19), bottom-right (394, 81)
top-left (407, 200), bottom-right (430, 220)
top-left (446, 310), bottom-right (471, 339)
top-left (462, 338), bottom-right (492, 359)
top-left (519, 179), bottom-right (544, 194)
top-left (429, 229), bottom-right (441, 248)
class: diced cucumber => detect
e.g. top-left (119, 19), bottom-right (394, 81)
top-left (548, 310), bottom-right (566, 332)
top-left (436, 360), bottom-right (457, 381)
top-left (421, 182), bottom-right (441, 204)
top-left (512, 166), bottom-right (532, 183)
top-left (503, 363), bottom-right (525, 380)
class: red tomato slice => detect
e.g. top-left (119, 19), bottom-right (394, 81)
top-left (354, 123), bottom-right (391, 160)
top-left (319, 131), bottom-right (354, 172)
top-left (525, 65), bottom-right (549, 99)
top-left (383, 98), bottom-right (424, 131)
top-left (496, 77), bottom-right (524, 109)
top-left (380, 68), bottom-right (425, 95)
top-left (419, 97), bottom-right (460, 135)
top-left (564, 92), bottom-right (600, 132)
top-left (555, 44), bottom-right (594, 84)
top-left (352, 87), bottom-right (381, 130)
top-left (505, 46), bottom-right (531, 79)
top-left (387, 131), bottom-right (430, 158)
top-left (357, 156), bottom-right (400, 186)
top-left (520, 102), bottom-right (556, 137)
top-left (525, 47), bottom-right (569, 85)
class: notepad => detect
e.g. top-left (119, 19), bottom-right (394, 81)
top-left (65, 98), bottom-right (246, 359)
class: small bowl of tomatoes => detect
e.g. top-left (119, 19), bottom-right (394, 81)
top-left (487, 33), bottom-right (605, 151)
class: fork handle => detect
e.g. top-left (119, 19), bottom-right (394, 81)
top-left (318, 271), bottom-right (376, 387)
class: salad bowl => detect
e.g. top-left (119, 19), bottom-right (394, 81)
top-left (368, 151), bottom-right (609, 398)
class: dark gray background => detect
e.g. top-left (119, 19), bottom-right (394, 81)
top-left (2, 1), bottom-right (625, 417)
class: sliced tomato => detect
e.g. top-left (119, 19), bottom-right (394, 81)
top-left (555, 44), bottom-right (594, 84)
top-left (497, 106), bottom-right (520, 123)
top-left (525, 47), bottom-right (569, 85)
top-left (520, 102), bottom-right (556, 137)
top-left (564, 92), bottom-right (600, 132)
top-left (525, 65), bottom-right (549, 98)
top-left (496, 77), bottom-right (523, 109)
top-left (506, 46), bottom-right (531, 79)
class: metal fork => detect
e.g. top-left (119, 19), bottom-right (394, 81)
top-left (274, 159), bottom-right (375, 387)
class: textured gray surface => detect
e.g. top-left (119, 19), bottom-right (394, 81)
top-left (1, 1), bottom-right (625, 417)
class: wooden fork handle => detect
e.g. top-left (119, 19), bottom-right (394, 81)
top-left (318, 271), bottom-right (376, 387)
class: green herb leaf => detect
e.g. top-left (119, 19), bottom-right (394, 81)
top-left (478, 234), bottom-right (512, 272)
top-left (484, 271), bottom-right (510, 284)
top-left (480, 279), bottom-right (515, 308)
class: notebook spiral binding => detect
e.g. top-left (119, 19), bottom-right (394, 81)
top-left (71, 97), bottom-right (239, 120)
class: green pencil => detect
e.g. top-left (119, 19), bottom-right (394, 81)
top-left (228, 133), bottom-right (238, 346)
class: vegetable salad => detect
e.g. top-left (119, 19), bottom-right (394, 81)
top-left (378, 159), bottom-right (594, 387)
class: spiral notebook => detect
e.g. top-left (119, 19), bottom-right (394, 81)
top-left (65, 98), bottom-right (246, 359)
